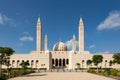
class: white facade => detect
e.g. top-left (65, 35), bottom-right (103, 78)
top-left (3, 17), bottom-right (119, 70)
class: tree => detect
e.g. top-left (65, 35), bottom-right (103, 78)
top-left (92, 55), bottom-right (103, 72)
top-left (113, 53), bottom-right (120, 64)
top-left (20, 61), bottom-right (30, 69)
top-left (0, 47), bottom-right (14, 75)
top-left (86, 60), bottom-right (92, 69)
top-left (109, 60), bottom-right (113, 67)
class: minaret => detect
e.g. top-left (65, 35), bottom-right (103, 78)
top-left (72, 35), bottom-right (76, 51)
top-left (79, 18), bottom-right (84, 52)
top-left (44, 35), bottom-right (48, 51)
top-left (36, 17), bottom-right (42, 52)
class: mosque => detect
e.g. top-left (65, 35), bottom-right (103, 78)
top-left (4, 17), bottom-right (119, 70)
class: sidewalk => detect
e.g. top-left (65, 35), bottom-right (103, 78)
top-left (8, 72), bottom-right (116, 80)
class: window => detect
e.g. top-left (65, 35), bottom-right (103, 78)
top-left (63, 59), bottom-right (65, 66)
top-left (66, 59), bottom-right (69, 64)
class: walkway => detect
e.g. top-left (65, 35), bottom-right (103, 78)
top-left (9, 72), bottom-right (116, 80)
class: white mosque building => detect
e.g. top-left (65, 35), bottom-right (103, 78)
top-left (5, 17), bottom-right (119, 70)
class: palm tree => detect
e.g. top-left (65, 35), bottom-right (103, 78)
top-left (20, 61), bottom-right (30, 69)
top-left (86, 60), bottom-right (92, 69)
top-left (113, 53), bottom-right (120, 64)
top-left (0, 47), bottom-right (14, 75)
top-left (109, 60), bottom-right (113, 68)
top-left (92, 55), bottom-right (103, 72)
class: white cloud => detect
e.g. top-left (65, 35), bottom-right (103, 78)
top-left (0, 13), bottom-right (16, 26)
top-left (89, 44), bottom-right (95, 49)
top-left (97, 11), bottom-right (120, 30)
top-left (19, 36), bottom-right (33, 41)
top-left (65, 39), bottom-right (79, 50)
top-left (65, 39), bottom-right (72, 50)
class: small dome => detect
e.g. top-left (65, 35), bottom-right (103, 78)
top-left (53, 42), bottom-right (67, 51)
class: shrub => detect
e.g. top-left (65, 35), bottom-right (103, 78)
top-left (0, 74), bottom-right (7, 80)
top-left (110, 69), bottom-right (118, 76)
top-left (103, 69), bottom-right (111, 76)
top-left (9, 70), bottom-right (19, 78)
top-left (87, 69), bottom-right (96, 73)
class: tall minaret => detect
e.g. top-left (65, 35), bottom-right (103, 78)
top-left (79, 18), bottom-right (84, 52)
top-left (44, 35), bottom-right (48, 51)
top-left (72, 35), bottom-right (76, 51)
top-left (36, 17), bottom-right (42, 52)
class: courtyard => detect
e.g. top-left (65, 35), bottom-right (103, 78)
top-left (8, 72), bottom-right (116, 80)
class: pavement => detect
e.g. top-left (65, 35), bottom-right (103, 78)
top-left (8, 72), bottom-right (117, 80)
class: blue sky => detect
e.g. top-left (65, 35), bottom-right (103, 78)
top-left (0, 0), bottom-right (120, 54)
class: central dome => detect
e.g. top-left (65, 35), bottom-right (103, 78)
top-left (53, 42), bottom-right (68, 51)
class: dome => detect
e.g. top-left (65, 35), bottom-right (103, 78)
top-left (53, 42), bottom-right (68, 51)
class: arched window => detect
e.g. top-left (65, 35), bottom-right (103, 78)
top-left (36, 60), bottom-right (38, 62)
top-left (17, 60), bottom-right (20, 63)
top-left (55, 59), bottom-right (58, 66)
top-left (59, 59), bottom-right (62, 66)
top-left (22, 60), bottom-right (24, 62)
top-left (52, 59), bottom-right (54, 65)
top-left (27, 60), bottom-right (29, 63)
top-left (31, 60), bottom-right (34, 62)
top-left (66, 59), bottom-right (69, 64)
top-left (105, 60), bottom-right (107, 62)
top-left (12, 60), bottom-right (15, 63)
top-left (63, 59), bottom-right (65, 66)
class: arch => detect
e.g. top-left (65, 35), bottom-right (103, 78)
top-left (59, 59), bottom-right (62, 66)
top-left (12, 60), bottom-right (15, 62)
top-left (22, 60), bottom-right (24, 62)
top-left (52, 59), bottom-right (54, 65)
top-left (82, 60), bottom-right (84, 63)
top-left (105, 60), bottom-right (107, 62)
top-left (31, 60), bottom-right (34, 68)
top-left (55, 59), bottom-right (58, 66)
top-left (27, 60), bottom-right (29, 63)
top-left (17, 60), bottom-right (20, 63)
top-left (63, 59), bottom-right (65, 66)
top-left (17, 60), bottom-right (20, 68)
top-left (66, 59), bottom-right (69, 64)
top-left (36, 60), bottom-right (39, 63)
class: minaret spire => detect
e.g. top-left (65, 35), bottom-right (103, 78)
top-left (44, 34), bottom-right (48, 51)
top-left (37, 17), bottom-right (41, 23)
top-left (79, 17), bottom-right (84, 52)
top-left (36, 17), bottom-right (42, 52)
top-left (72, 35), bottom-right (76, 51)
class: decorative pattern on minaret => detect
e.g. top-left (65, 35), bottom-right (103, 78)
top-left (79, 18), bottom-right (84, 52)
top-left (36, 17), bottom-right (42, 52)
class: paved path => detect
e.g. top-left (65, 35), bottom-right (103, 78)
top-left (8, 72), bottom-right (117, 80)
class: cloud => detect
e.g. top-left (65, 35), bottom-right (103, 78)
top-left (19, 36), bottom-right (33, 41)
top-left (97, 11), bottom-right (120, 30)
top-left (89, 44), bottom-right (95, 49)
top-left (65, 39), bottom-right (72, 50)
top-left (0, 13), bottom-right (16, 26)
top-left (65, 39), bottom-right (79, 50)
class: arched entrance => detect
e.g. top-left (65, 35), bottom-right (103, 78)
top-left (52, 58), bottom-right (69, 69)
